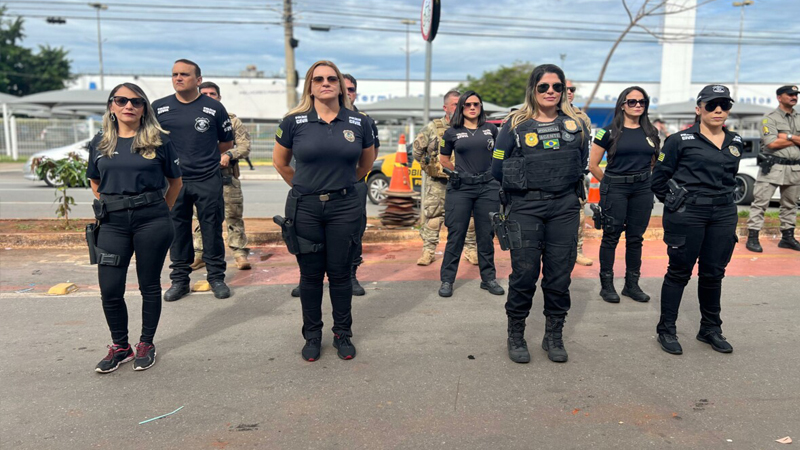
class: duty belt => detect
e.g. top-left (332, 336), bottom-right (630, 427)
top-left (100, 191), bottom-right (164, 212)
top-left (685, 193), bottom-right (734, 206)
top-left (511, 188), bottom-right (571, 201)
top-left (460, 172), bottom-right (495, 185)
top-left (603, 171), bottom-right (651, 184)
top-left (300, 187), bottom-right (352, 202)
top-left (771, 156), bottom-right (800, 165)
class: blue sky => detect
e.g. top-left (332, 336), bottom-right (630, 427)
top-left (5, 0), bottom-right (800, 83)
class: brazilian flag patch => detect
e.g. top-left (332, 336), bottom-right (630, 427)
top-left (276, 127), bottom-right (283, 139)
top-left (493, 149), bottom-right (505, 160)
top-left (543, 139), bottom-right (560, 149)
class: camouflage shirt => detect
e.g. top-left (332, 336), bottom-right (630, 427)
top-left (413, 117), bottom-right (450, 178)
top-left (228, 113), bottom-right (251, 160)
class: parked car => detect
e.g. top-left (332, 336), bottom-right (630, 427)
top-left (23, 138), bottom-right (92, 187)
top-left (733, 136), bottom-right (799, 205)
top-left (366, 145), bottom-right (423, 204)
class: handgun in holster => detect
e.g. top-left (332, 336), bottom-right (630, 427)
top-left (757, 153), bottom-right (775, 175)
top-left (589, 204), bottom-right (604, 230)
top-left (443, 167), bottom-right (461, 189)
top-left (665, 179), bottom-right (689, 212)
top-left (576, 175), bottom-right (587, 201)
top-left (85, 222), bottom-right (120, 266)
top-left (491, 193), bottom-right (523, 251)
top-left (274, 192), bottom-right (324, 255)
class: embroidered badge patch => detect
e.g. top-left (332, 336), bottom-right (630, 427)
top-left (276, 127), bottom-right (283, 139)
top-left (525, 132), bottom-right (539, 147)
top-left (729, 145), bottom-right (740, 157)
top-left (194, 117), bottom-right (210, 133)
top-left (563, 120), bottom-right (578, 132)
top-left (343, 130), bottom-right (355, 142)
top-left (493, 149), bottom-right (505, 160)
top-left (763, 126), bottom-right (770, 135)
top-left (141, 150), bottom-right (156, 160)
top-left (595, 129), bottom-right (607, 141)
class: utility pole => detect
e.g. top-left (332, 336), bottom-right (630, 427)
top-left (283, 0), bottom-right (298, 108)
top-left (732, 0), bottom-right (753, 101)
top-left (401, 19), bottom-right (416, 97)
top-left (88, 3), bottom-right (107, 90)
top-left (560, 53), bottom-right (567, 73)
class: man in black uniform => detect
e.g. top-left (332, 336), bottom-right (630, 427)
top-left (153, 59), bottom-right (235, 301)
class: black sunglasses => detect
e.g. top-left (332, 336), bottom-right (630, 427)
top-left (464, 102), bottom-right (482, 108)
top-left (704, 99), bottom-right (733, 112)
top-left (110, 96), bottom-right (146, 108)
top-left (346, 87), bottom-right (356, 93)
top-left (312, 76), bottom-right (339, 84)
top-left (567, 86), bottom-right (576, 93)
top-left (536, 83), bottom-right (564, 94)
top-left (625, 99), bottom-right (647, 107)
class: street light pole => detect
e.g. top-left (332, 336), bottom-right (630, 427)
top-left (732, 0), bottom-right (753, 101)
top-left (88, 3), bottom-right (107, 90)
top-left (401, 19), bottom-right (416, 97)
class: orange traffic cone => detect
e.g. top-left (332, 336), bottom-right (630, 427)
top-left (385, 134), bottom-right (414, 196)
top-left (587, 175), bottom-right (601, 203)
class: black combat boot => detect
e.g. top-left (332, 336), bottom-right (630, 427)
top-left (351, 266), bottom-right (365, 296)
top-left (778, 228), bottom-right (800, 251)
top-left (507, 318), bottom-right (530, 364)
top-left (542, 316), bottom-right (568, 363)
top-left (599, 271), bottom-right (620, 303)
top-left (621, 271), bottom-right (650, 302)
top-left (745, 229), bottom-right (763, 253)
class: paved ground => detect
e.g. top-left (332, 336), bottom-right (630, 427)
top-left (1, 239), bottom-right (798, 449)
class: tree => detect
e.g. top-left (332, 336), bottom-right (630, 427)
top-left (32, 152), bottom-right (89, 228)
top-left (457, 61), bottom-right (535, 107)
top-left (0, 7), bottom-right (73, 96)
top-left (583, 0), bottom-right (716, 111)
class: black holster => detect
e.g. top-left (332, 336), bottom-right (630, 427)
top-left (757, 153), bottom-right (775, 175)
top-left (274, 191), bottom-right (324, 255)
top-left (443, 168), bottom-right (461, 190)
top-left (85, 222), bottom-right (121, 266)
top-left (92, 199), bottom-right (106, 220)
top-left (222, 174), bottom-right (234, 186)
top-left (665, 179), bottom-right (689, 212)
top-left (589, 203), bottom-right (603, 230)
top-left (576, 176), bottom-right (587, 201)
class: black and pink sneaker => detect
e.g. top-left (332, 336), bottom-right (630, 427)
top-left (95, 344), bottom-right (134, 373)
top-left (133, 342), bottom-right (157, 371)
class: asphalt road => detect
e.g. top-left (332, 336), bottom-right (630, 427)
top-left (1, 240), bottom-right (798, 449)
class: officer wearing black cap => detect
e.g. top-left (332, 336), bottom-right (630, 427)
top-left (491, 64), bottom-right (589, 364)
top-left (745, 85), bottom-right (800, 252)
top-left (651, 84), bottom-right (743, 356)
top-left (273, 61), bottom-right (375, 362)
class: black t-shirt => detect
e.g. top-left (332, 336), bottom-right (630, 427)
top-left (440, 123), bottom-right (498, 175)
top-left (276, 107), bottom-right (375, 194)
top-left (151, 94), bottom-right (234, 182)
top-left (86, 134), bottom-right (182, 195)
top-left (593, 126), bottom-right (656, 175)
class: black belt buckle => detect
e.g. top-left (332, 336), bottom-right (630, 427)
top-left (98, 253), bottom-right (120, 266)
top-left (131, 194), bottom-right (148, 208)
top-left (319, 193), bottom-right (330, 202)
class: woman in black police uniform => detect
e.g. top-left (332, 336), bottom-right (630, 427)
top-left (273, 61), bottom-right (375, 362)
top-left (87, 83), bottom-right (182, 373)
top-left (491, 64), bottom-right (589, 364)
top-left (589, 87), bottom-right (659, 304)
top-left (438, 90), bottom-right (503, 298)
top-left (651, 84), bottom-right (742, 355)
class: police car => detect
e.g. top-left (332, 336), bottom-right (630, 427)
top-left (365, 145), bottom-right (422, 204)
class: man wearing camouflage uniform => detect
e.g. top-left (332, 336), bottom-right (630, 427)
top-left (567, 80), bottom-right (593, 266)
top-left (412, 89), bottom-right (478, 266)
top-left (192, 81), bottom-right (252, 270)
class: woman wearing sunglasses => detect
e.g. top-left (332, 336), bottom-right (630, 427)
top-left (588, 87), bottom-right (660, 304)
top-left (651, 85), bottom-right (742, 356)
top-left (437, 90), bottom-right (502, 298)
top-left (491, 64), bottom-right (589, 364)
top-left (87, 83), bottom-right (183, 373)
top-left (273, 61), bottom-right (375, 362)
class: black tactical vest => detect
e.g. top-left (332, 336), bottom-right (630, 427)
top-left (501, 115), bottom-right (584, 193)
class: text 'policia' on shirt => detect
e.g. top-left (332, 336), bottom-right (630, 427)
top-left (151, 94), bottom-right (234, 182)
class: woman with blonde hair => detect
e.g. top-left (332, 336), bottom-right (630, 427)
top-left (273, 61), bottom-right (375, 361)
top-left (87, 82), bottom-right (182, 373)
top-left (490, 64), bottom-right (589, 364)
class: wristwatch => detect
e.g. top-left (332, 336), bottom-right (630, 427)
top-left (224, 151), bottom-right (234, 160)
top-left (788, 134), bottom-right (794, 140)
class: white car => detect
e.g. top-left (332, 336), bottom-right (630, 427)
top-left (734, 157), bottom-right (799, 205)
top-left (23, 138), bottom-right (92, 186)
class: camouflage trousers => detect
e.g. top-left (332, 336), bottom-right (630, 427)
top-left (420, 173), bottom-right (476, 252)
top-left (194, 177), bottom-right (249, 258)
top-left (578, 198), bottom-right (586, 252)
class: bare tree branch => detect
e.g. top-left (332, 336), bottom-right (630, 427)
top-left (622, 0), bottom-right (634, 22)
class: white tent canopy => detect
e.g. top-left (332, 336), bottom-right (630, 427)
top-left (360, 96), bottom-right (508, 122)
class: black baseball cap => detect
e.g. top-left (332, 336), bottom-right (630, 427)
top-left (777, 85), bottom-right (799, 95)
top-left (696, 85), bottom-right (734, 104)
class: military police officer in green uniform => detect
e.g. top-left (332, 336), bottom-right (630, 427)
top-left (412, 90), bottom-right (478, 266)
top-left (745, 85), bottom-right (800, 252)
top-left (191, 81), bottom-right (252, 270)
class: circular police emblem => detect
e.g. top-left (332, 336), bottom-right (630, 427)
top-left (646, 137), bottom-right (655, 148)
top-left (729, 145), bottom-right (740, 157)
top-left (343, 130), bottom-right (355, 142)
top-left (525, 132), bottom-right (539, 147)
top-left (564, 120), bottom-right (578, 132)
top-left (194, 117), bottom-right (210, 133)
top-left (140, 150), bottom-right (156, 160)
top-left (487, 138), bottom-right (495, 150)
top-left (712, 85), bottom-right (725, 93)
top-left (561, 131), bottom-right (575, 142)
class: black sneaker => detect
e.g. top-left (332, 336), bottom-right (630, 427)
top-left (210, 280), bottom-right (231, 299)
top-left (291, 286), bottom-right (300, 298)
top-left (438, 282), bottom-right (453, 297)
top-left (133, 342), bottom-right (157, 371)
top-left (164, 283), bottom-right (190, 302)
top-left (95, 344), bottom-right (134, 373)
top-left (696, 331), bottom-right (733, 353)
top-left (302, 337), bottom-right (321, 362)
top-left (480, 280), bottom-right (505, 295)
top-left (332, 333), bottom-right (357, 360)
top-left (658, 333), bottom-right (683, 355)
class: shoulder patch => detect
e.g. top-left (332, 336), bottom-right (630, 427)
top-left (276, 127), bottom-right (283, 139)
top-left (202, 107), bottom-right (216, 117)
top-left (349, 116), bottom-right (362, 126)
top-left (295, 115), bottom-right (308, 124)
top-left (657, 152), bottom-right (665, 162)
top-left (762, 118), bottom-right (769, 124)
top-left (493, 149), bottom-right (505, 160)
top-left (681, 134), bottom-right (695, 141)
top-left (157, 106), bottom-right (169, 115)
top-left (594, 129), bottom-right (607, 140)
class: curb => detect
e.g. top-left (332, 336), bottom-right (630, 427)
top-left (0, 224), bottom-right (792, 249)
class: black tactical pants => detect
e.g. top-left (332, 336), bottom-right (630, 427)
top-left (292, 189), bottom-right (362, 339)
top-left (657, 202), bottom-right (738, 335)
top-left (505, 190), bottom-right (580, 319)
top-left (440, 179), bottom-right (500, 283)
top-left (598, 177), bottom-right (653, 273)
top-left (97, 199), bottom-right (174, 345)
top-left (352, 180), bottom-right (368, 268)
top-left (169, 172), bottom-right (226, 283)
